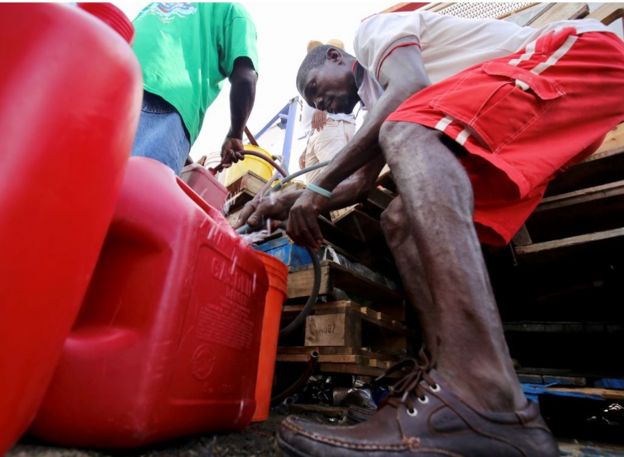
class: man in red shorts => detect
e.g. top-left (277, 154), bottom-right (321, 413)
top-left (239, 9), bottom-right (624, 457)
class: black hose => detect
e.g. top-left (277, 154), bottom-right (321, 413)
top-left (210, 149), bottom-right (288, 177)
top-left (241, 150), bottom-right (289, 177)
top-left (279, 247), bottom-right (321, 336)
top-left (270, 350), bottom-right (319, 406)
top-left (230, 154), bottom-right (330, 336)
top-left (272, 160), bottom-right (331, 192)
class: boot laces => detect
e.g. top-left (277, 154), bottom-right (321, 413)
top-left (376, 350), bottom-right (438, 413)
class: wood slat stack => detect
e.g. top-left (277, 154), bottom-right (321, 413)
top-left (485, 7), bottom-right (624, 413)
top-left (274, 178), bottom-right (412, 378)
top-left (222, 167), bottom-right (411, 379)
top-left (493, 122), bottom-right (624, 416)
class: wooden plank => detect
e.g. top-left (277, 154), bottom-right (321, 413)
top-left (367, 186), bottom-right (395, 211)
top-left (287, 263), bottom-right (330, 298)
top-left (527, 3), bottom-right (589, 27)
top-left (330, 204), bottom-right (357, 224)
top-left (517, 373), bottom-right (587, 387)
top-left (513, 227), bottom-right (624, 260)
top-left (276, 352), bottom-right (362, 364)
top-left (277, 345), bottom-right (397, 360)
top-left (586, 3), bottom-right (624, 25)
top-left (330, 186), bottom-right (394, 225)
top-left (287, 261), bottom-right (403, 302)
top-left (225, 170), bottom-right (267, 195)
top-left (498, 3), bottom-right (541, 21)
top-left (506, 4), bottom-right (553, 26)
top-left (547, 387), bottom-right (624, 401)
top-left (376, 165), bottom-right (396, 193)
top-left (592, 123), bottom-right (624, 158)
top-left (318, 362), bottom-right (385, 377)
top-left (305, 312), bottom-right (358, 347)
top-left (504, 321), bottom-right (623, 333)
top-left (332, 207), bottom-right (383, 244)
top-left (559, 441), bottom-right (624, 457)
top-left (301, 301), bottom-right (409, 348)
top-left (536, 180), bottom-right (624, 212)
top-left (526, 180), bottom-right (624, 241)
top-left (515, 366), bottom-right (606, 381)
top-left (546, 149), bottom-right (624, 196)
top-left (284, 299), bottom-right (406, 322)
top-left (276, 347), bottom-right (394, 368)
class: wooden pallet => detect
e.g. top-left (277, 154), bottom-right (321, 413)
top-left (276, 346), bottom-right (396, 377)
top-left (512, 124), bottom-right (624, 263)
top-left (504, 321), bottom-right (624, 334)
top-left (286, 260), bottom-right (403, 305)
top-left (284, 300), bottom-right (409, 349)
top-left (526, 2), bottom-right (589, 27)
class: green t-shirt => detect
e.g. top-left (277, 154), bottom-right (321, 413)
top-left (132, 3), bottom-right (259, 144)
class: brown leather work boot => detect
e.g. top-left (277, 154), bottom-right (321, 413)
top-left (278, 357), bottom-right (559, 457)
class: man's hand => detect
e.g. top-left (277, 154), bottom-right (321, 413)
top-left (311, 110), bottom-right (328, 132)
top-left (235, 188), bottom-right (304, 230)
top-left (298, 151), bottom-right (306, 169)
top-left (286, 190), bottom-right (328, 251)
top-left (220, 136), bottom-right (245, 168)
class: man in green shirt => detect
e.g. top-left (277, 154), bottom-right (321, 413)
top-left (131, 3), bottom-right (258, 175)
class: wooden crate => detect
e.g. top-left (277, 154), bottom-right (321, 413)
top-left (225, 170), bottom-right (267, 195)
top-left (277, 346), bottom-right (396, 377)
top-left (286, 260), bottom-right (403, 307)
top-left (299, 301), bottom-right (408, 348)
top-left (512, 124), bottom-right (624, 264)
top-left (278, 300), bottom-right (412, 377)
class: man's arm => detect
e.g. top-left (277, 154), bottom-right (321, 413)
top-left (316, 46), bottom-right (430, 191)
top-left (237, 153), bottom-right (385, 229)
top-left (288, 46), bottom-right (431, 249)
top-left (221, 57), bottom-right (258, 166)
top-left (311, 110), bottom-right (328, 132)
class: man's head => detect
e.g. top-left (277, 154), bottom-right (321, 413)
top-left (296, 45), bottom-right (359, 114)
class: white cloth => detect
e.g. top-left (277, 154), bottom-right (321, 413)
top-left (354, 10), bottom-right (608, 109)
top-left (300, 102), bottom-right (355, 138)
top-left (304, 119), bottom-right (355, 183)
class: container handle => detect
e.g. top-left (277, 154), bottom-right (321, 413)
top-left (176, 176), bottom-right (229, 226)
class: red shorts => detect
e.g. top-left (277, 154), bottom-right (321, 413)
top-left (387, 29), bottom-right (624, 246)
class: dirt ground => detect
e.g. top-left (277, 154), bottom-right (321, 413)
top-left (8, 412), bottom-right (624, 457)
top-left (8, 413), bottom-right (285, 457)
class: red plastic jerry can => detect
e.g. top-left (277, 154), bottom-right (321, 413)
top-left (30, 157), bottom-right (269, 448)
top-left (0, 4), bottom-right (141, 454)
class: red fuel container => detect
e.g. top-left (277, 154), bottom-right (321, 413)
top-left (0, 4), bottom-right (141, 454)
top-left (180, 163), bottom-right (229, 211)
top-left (30, 157), bottom-right (269, 448)
top-left (252, 252), bottom-right (288, 422)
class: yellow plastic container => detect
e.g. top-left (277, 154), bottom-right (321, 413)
top-left (224, 144), bottom-right (274, 187)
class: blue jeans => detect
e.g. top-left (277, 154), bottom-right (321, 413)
top-left (131, 91), bottom-right (190, 175)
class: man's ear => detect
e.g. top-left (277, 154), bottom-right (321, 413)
top-left (326, 47), bottom-right (342, 63)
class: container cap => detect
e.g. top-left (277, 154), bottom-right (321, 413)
top-left (78, 3), bottom-right (134, 44)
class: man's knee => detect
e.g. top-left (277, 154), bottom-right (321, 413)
top-left (380, 196), bottom-right (406, 240)
top-left (379, 121), bottom-right (435, 164)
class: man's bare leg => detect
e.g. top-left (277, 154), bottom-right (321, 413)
top-left (378, 120), bottom-right (524, 413)
top-left (380, 196), bottom-right (438, 353)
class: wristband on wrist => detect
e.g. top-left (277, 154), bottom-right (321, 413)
top-left (307, 183), bottom-right (332, 199)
